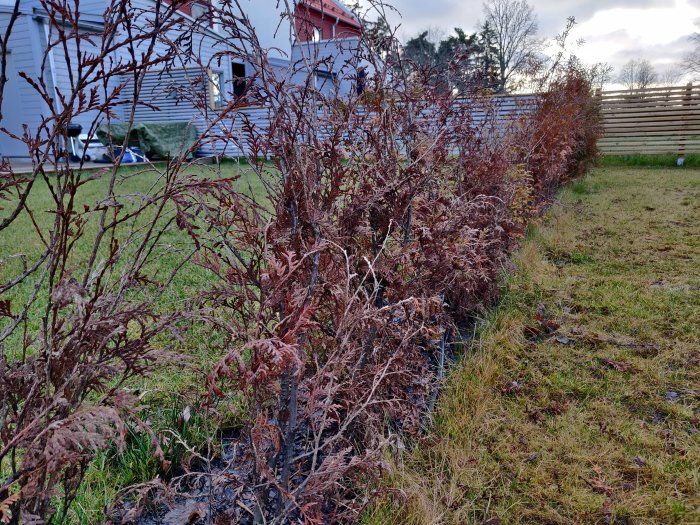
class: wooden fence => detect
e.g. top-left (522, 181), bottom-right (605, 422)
top-left (597, 84), bottom-right (700, 157)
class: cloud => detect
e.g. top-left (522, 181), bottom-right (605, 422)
top-left (607, 36), bottom-right (693, 65)
top-left (536, 0), bottom-right (675, 33)
top-left (366, 0), bottom-right (695, 76)
top-left (378, 0), bottom-right (676, 37)
top-left (569, 1), bottom-right (698, 70)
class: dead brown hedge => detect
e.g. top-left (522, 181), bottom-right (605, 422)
top-left (0, 2), bottom-right (601, 523)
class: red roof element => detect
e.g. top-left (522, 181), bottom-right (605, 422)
top-left (299, 0), bottom-right (361, 29)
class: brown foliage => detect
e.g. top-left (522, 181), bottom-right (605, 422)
top-left (0, 0), bottom-right (203, 521)
top-left (0, 1), bottom-right (601, 523)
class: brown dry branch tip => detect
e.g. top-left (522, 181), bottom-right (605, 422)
top-left (0, 0), bottom-right (601, 523)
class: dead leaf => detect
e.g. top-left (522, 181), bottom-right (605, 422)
top-left (524, 325), bottom-right (543, 340)
top-left (525, 453), bottom-right (539, 464)
top-left (524, 304), bottom-right (561, 341)
top-left (537, 317), bottom-right (560, 334)
top-left (586, 465), bottom-right (614, 496)
top-left (555, 334), bottom-right (571, 345)
top-left (0, 493), bottom-right (20, 524)
top-left (536, 304), bottom-right (560, 332)
top-left (665, 391), bottom-right (680, 402)
top-left (600, 358), bottom-right (635, 373)
top-left (0, 300), bottom-right (11, 318)
top-left (162, 501), bottom-right (207, 525)
top-left (502, 380), bottom-right (522, 394)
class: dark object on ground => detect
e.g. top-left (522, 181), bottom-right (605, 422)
top-left (97, 122), bottom-right (199, 159)
top-left (66, 123), bottom-right (83, 162)
top-left (111, 146), bottom-right (146, 163)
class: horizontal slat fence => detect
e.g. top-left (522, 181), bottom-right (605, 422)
top-left (598, 84), bottom-right (700, 156)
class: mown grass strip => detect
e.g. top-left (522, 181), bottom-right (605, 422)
top-left (600, 154), bottom-right (700, 168)
top-left (0, 162), bottom-right (272, 524)
top-left (367, 166), bottom-right (700, 525)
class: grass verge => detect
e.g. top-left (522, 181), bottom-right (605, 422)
top-left (600, 154), bottom-right (700, 168)
top-left (0, 160), bottom-right (272, 523)
top-left (366, 166), bottom-right (700, 524)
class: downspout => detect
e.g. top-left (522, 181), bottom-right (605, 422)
top-left (40, 20), bottom-right (59, 113)
top-left (332, 16), bottom-right (339, 39)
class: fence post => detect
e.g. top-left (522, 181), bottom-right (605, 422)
top-left (678, 82), bottom-right (693, 166)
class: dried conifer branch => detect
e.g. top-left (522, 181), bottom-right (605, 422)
top-left (0, 0), bottom-right (600, 522)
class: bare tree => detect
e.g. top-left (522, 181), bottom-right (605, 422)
top-left (683, 33), bottom-right (700, 77)
top-left (657, 65), bottom-right (684, 87)
top-left (482, 0), bottom-right (542, 92)
top-left (618, 59), bottom-right (658, 91)
top-left (590, 62), bottom-right (614, 90)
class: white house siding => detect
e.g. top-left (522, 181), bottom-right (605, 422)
top-left (291, 37), bottom-right (366, 98)
top-left (113, 0), bottom-right (248, 156)
top-left (3, 2), bottom-right (537, 161)
top-left (1, 1), bottom-right (379, 160)
top-left (41, 22), bottom-right (119, 136)
top-left (224, 0), bottom-right (293, 60)
top-left (105, 0), bottom-right (307, 158)
top-left (196, 105), bottom-right (275, 157)
top-left (122, 67), bottom-right (274, 157)
top-left (0, 0), bottom-right (293, 159)
top-left (0, 9), bottom-right (53, 158)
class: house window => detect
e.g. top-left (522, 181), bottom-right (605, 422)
top-left (191, 2), bottom-right (209, 20)
top-left (315, 70), bottom-right (337, 93)
top-left (356, 67), bottom-right (367, 96)
top-left (208, 69), bottom-right (224, 110)
top-left (232, 62), bottom-right (247, 99)
top-left (312, 27), bottom-right (322, 43)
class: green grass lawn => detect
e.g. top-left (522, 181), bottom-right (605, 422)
top-left (1, 159), bottom-right (271, 377)
top-left (0, 159), bottom-right (273, 523)
top-left (0, 159), bottom-right (270, 286)
top-left (600, 154), bottom-right (700, 168)
top-left (5, 163), bottom-right (699, 523)
top-left (366, 166), bottom-right (700, 524)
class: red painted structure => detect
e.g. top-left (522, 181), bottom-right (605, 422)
top-left (294, 0), bottom-right (362, 42)
top-left (164, 0), bottom-right (362, 43)
top-left (163, 0), bottom-right (213, 27)
top-left (164, 0), bottom-right (204, 17)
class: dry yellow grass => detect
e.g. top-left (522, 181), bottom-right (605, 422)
top-left (366, 167), bottom-right (700, 525)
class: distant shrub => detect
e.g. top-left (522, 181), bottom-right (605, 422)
top-left (524, 65), bottom-right (603, 198)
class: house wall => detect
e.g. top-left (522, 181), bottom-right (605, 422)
top-left (43, 23), bottom-right (120, 136)
top-left (1, 0), bottom-right (134, 158)
top-left (103, 0), bottom-right (311, 157)
top-left (0, 9), bottom-right (53, 158)
top-left (114, 0), bottom-right (247, 156)
top-left (291, 37), bottom-right (367, 97)
top-left (294, 6), bottom-right (361, 42)
top-left (1, 0), bottom-right (374, 160)
top-left (220, 0), bottom-right (293, 59)
top-left (122, 66), bottom-right (276, 157)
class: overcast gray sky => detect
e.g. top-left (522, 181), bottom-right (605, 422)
top-left (363, 0), bottom-right (699, 81)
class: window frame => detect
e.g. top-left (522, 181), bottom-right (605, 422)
top-left (190, 2), bottom-right (209, 20)
top-left (208, 68), bottom-right (224, 110)
top-left (232, 62), bottom-right (247, 99)
top-left (314, 69), bottom-right (337, 92)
